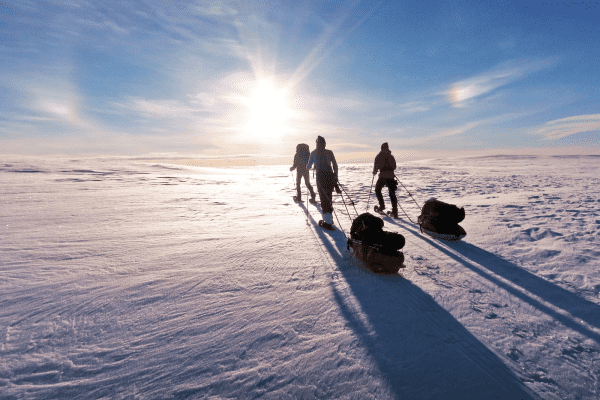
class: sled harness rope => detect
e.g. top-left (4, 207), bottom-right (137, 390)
top-left (337, 181), bottom-right (360, 220)
top-left (394, 175), bottom-right (422, 210)
top-left (391, 175), bottom-right (422, 225)
top-left (307, 179), bottom-right (349, 240)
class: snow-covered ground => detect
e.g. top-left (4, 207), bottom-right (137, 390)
top-left (1, 154), bottom-right (599, 399)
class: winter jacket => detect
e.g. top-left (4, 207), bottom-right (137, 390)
top-left (307, 149), bottom-right (337, 176)
top-left (373, 150), bottom-right (396, 179)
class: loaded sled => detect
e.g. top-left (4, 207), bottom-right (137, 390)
top-left (347, 213), bottom-right (406, 274)
top-left (418, 198), bottom-right (466, 242)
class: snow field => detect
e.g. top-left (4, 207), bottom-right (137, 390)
top-left (1, 154), bottom-right (599, 399)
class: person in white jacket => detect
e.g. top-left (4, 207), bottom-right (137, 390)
top-left (306, 136), bottom-right (339, 229)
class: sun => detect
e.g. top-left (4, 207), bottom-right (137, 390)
top-left (243, 80), bottom-right (293, 138)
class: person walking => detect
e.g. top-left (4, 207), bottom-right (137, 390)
top-left (290, 143), bottom-right (316, 203)
top-left (306, 136), bottom-right (339, 230)
top-left (373, 142), bottom-right (398, 218)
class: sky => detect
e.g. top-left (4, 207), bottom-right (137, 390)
top-left (1, 0), bottom-right (599, 158)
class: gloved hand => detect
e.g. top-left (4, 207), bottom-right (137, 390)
top-left (289, 166), bottom-right (294, 171)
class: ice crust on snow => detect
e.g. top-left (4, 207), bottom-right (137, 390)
top-left (1, 154), bottom-right (599, 399)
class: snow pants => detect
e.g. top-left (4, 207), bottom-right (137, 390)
top-left (375, 177), bottom-right (398, 210)
top-left (316, 171), bottom-right (336, 215)
top-left (295, 169), bottom-right (315, 200)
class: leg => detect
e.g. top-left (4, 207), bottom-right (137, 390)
top-left (295, 170), bottom-right (302, 199)
top-left (317, 173), bottom-right (334, 224)
top-left (375, 178), bottom-right (385, 209)
top-left (388, 178), bottom-right (398, 212)
top-left (302, 170), bottom-right (315, 200)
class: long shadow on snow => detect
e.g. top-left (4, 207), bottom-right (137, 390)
top-left (302, 207), bottom-right (537, 400)
top-left (389, 219), bottom-right (600, 344)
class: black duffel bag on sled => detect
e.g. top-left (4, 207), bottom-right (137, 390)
top-left (347, 213), bottom-right (405, 274)
top-left (418, 198), bottom-right (466, 242)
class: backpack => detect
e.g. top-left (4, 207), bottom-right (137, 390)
top-left (296, 143), bottom-right (310, 167)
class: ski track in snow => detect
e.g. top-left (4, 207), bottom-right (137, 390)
top-left (1, 155), bottom-right (599, 399)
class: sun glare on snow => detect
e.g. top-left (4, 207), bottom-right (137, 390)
top-left (243, 80), bottom-right (293, 139)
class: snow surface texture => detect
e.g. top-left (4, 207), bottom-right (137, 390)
top-left (1, 155), bottom-right (599, 399)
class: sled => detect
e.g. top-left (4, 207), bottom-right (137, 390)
top-left (419, 220), bottom-right (466, 242)
top-left (348, 212), bottom-right (406, 274)
top-left (347, 238), bottom-right (405, 274)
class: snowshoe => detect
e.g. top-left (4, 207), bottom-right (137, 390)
top-left (374, 205), bottom-right (386, 216)
top-left (318, 220), bottom-right (335, 231)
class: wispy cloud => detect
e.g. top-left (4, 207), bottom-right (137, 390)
top-left (446, 59), bottom-right (555, 107)
top-left (130, 98), bottom-right (199, 117)
top-left (195, 2), bottom-right (239, 17)
top-left (536, 114), bottom-right (600, 140)
top-left (9, 77), bottom-right (93, 130)
top-left (286, 2), bottom-right (378, 90)
top-left (393, 111), bottom-right (536, 148)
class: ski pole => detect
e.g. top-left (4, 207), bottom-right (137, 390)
top-left (366, 174), bottom-right (375, 212)
top-left (291, 170), bottom-right (296, 191)
top-left (306, 186), bottom-right (310, 222)
top-left (328, 189), bottom-right (347, 239)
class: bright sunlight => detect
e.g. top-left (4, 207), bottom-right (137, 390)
top-left (243, 80), bottom-right (293, 138)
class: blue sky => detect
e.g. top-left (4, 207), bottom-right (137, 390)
top-left (1, 0), bottom-right (599, 157)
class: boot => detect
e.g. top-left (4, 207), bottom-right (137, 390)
top-left (391, 208), bottom-right (398, 218)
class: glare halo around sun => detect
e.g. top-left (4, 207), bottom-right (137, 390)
top-left (243, 79), bottom-right (293, 139)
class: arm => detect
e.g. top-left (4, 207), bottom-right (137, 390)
top-left (373, 154), bottom-right (379, 175)
top-left (306, 152), bottom-right (314, 170)
top-left (331, 151), bottom-right (341, 193)
top-left (290, 154), bottom-right (298, 171)
top-left (331, 151), bottom-right (338, 178)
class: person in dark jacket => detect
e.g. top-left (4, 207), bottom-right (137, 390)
top-left (373, 142), bottom-right (398, 218)
top-left (290, 143), bottom-right (316, 203)
top-left (306, 136), bottom-right (339, 229)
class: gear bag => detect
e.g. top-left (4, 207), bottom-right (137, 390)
top-left (418, 198), bottom-right (465, 234)
top-left (351, 213), bottom-right (405, 254)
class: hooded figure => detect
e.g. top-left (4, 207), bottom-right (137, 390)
top-left (306, 136), bottom-right (338, 228)
top-left (373, 142), bottom-right (398, 217)
top-left (290, 143), bottom-right (316, 202)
